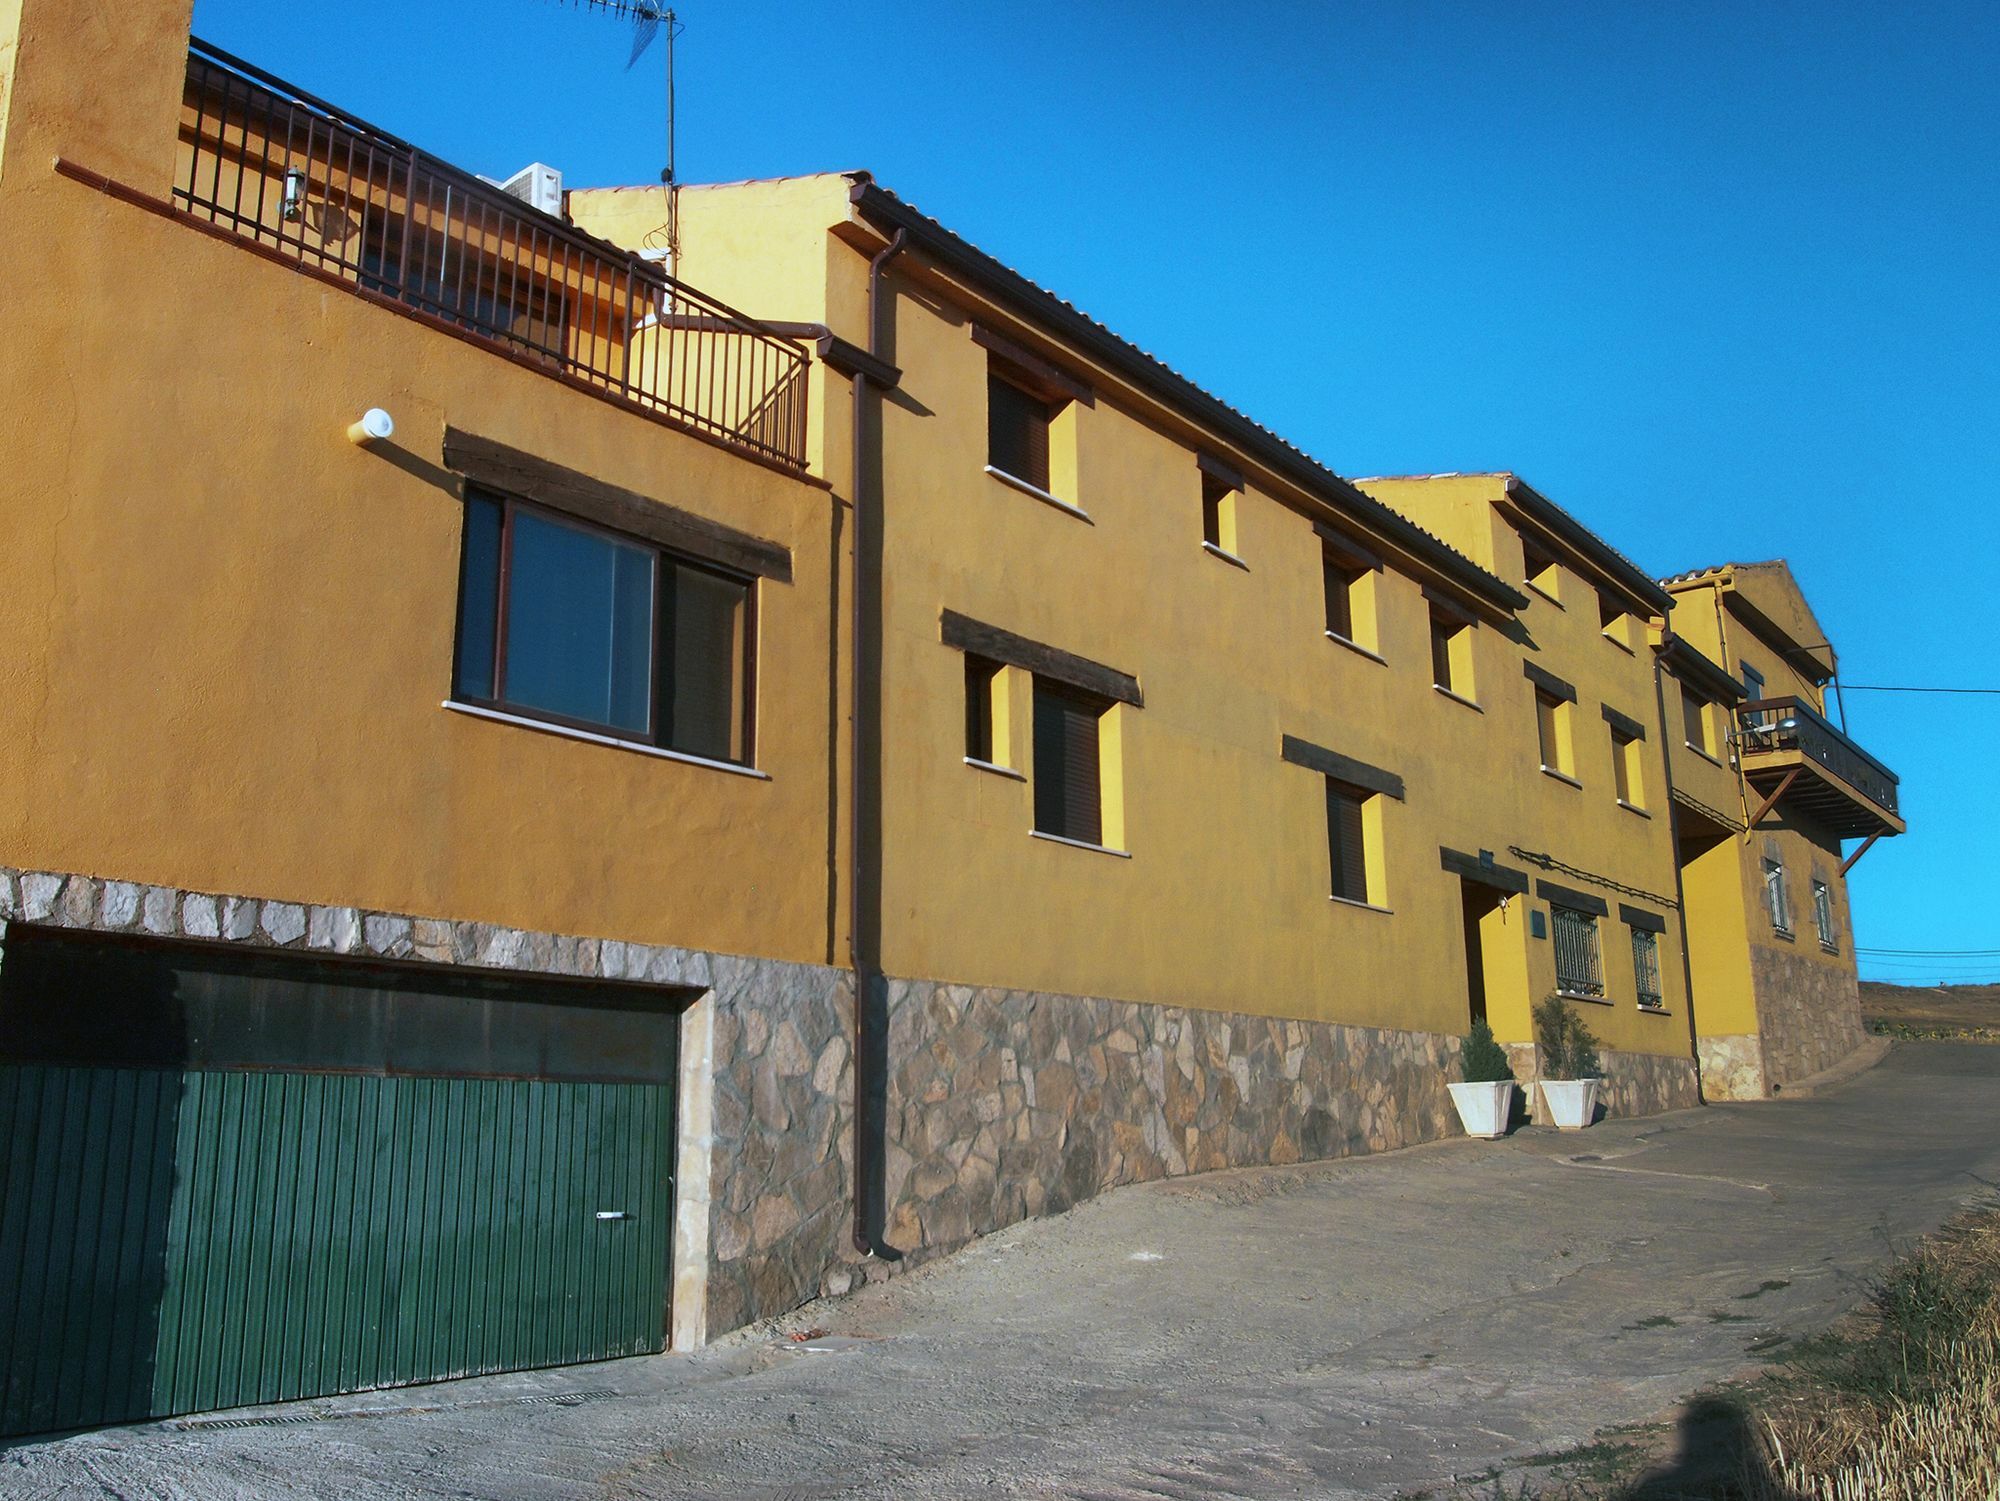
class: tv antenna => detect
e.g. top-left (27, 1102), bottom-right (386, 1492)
top-left (554, 1), bottom-right (684, 264)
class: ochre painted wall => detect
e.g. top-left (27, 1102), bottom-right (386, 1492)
top-left (0, 12), bottom-right (845, 966)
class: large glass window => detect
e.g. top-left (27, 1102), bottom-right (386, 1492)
top-left (453, 491), bottom-right (753, 763)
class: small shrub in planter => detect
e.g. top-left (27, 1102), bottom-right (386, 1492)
top-left (1447, 1021), bottom-right (1518, 1139)
top-left (1532, 994), bottom-right (1603, 1130)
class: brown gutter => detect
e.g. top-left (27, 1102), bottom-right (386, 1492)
top-left (850, 228), bottom-right (907, 1259)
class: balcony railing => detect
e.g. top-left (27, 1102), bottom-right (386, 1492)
top-left (1738, 696), bottom-right (1900, 818)
top-left (173, 40), bottom-right (809, 471)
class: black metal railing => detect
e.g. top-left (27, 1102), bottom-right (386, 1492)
top-left (173, 40), bottom-right (809, 470)
top-left (1737, 696), bottom-right (1900, 816)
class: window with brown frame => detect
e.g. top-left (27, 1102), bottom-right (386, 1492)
top-left (1522, 533), bottom-right (1560, 599)
top-left (1682, 684), bottom-right (1713, 756)
top-left (453, 489), bottom-right (754, 764)
top-left (1325, 780), bottom-right (1372, 905)
top-left (1324, 551), bottom-right (1364, 641)
top-left (965, 654), bottom-right (1002, 764)
top-left (1032, 678), bottom-right (1106, 845)
top-left (987, 370), bottom-right (1053, 491)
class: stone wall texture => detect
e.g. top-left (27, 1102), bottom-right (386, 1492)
top-left (1751, 943), bottom-right (1868, 1090)
top-left (876, 981), bottom-right (1470, 1268)
top-left (1501, 1037), bottom-right (1702, 1123)
top-left (1698, 1033), bottom-right (1768, 1101)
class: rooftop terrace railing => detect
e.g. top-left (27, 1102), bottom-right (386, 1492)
top-left (174, 40), bottom-right (809, 471)
top-left (1738, 695), bottom-right (1900, 817)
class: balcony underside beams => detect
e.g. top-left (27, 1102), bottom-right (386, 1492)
top-left (1741, 752), bottom-right (1905, 840)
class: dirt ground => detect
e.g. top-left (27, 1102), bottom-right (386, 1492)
top-left (1860, 981), bottom-right (2000, 1039)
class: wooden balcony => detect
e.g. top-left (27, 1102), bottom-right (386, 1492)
top-left (1738, 696), bottom-right (1904, 839)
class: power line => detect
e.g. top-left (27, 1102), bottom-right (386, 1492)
top-left (1842, 684), bottom-right (2000, 695)
top-left (1857, 947), bottom-right (2000, 957)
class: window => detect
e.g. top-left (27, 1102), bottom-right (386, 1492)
top-left (1536, 689), bottom-right (1575, 778)
top-left (1551, 905), bottom-right (1605, 997)
top-left (1682, 685), bottom-right (1713, 756)
top-left (1741, 662), bottom-right (1769, 731)
top-left (1324, 552), bottom-right (1362, 641)
top-left (453, 492), bottom-right (753, 763)
top-left (965, 655), bottom-right (1004, 765)
top-left (1324, 780), bottom-right (1379, 906)
top-left (1599, 594), bottom-right (1634, 650)
top-left (987, 370), bottom-right (1052, 492)
top-left (1522, 534), bottom-right (1560, 600)
top-left (1200, 473), bottom-right (1239, 556)
top-left (1764, 858), bottom-right (1792, 936)
top-left (1320, 535), bottom-right (1380, 653)
top-left (1631, 928), bottom-right (1664, 1009)
top-left (1033, 678), bottom-right (1109, 847)
top-left (1813, 879), bottom-right (1837, 951)
top-left (1611, 727), bottom-right (1643, 808)
top-left (1430, 607), bottom-right (1472, 697)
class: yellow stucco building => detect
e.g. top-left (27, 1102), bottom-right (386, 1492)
top-left (0, 1), bottom-right (1903, 1432)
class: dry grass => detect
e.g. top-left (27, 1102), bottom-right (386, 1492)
top-left (1494, 1205), bottom-right (2000, 1501)
top-left (1860, 982), bottom-right (2000, 1043)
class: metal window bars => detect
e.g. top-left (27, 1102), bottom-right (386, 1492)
top-left (1551, 906), bottom-right (1605, 998)
top-left (172, 40), bottom-right (809, 471)
top-left (1630, 927), bottom-right (1664, 1009)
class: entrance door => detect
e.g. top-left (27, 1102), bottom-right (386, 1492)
top-left (0, 926), bottom-right (679, 1436)
top-left (1459, 880), bottom-right (1499, 1026)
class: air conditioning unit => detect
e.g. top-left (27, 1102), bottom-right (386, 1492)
top-left (488, 162), bottom-right (563, 218)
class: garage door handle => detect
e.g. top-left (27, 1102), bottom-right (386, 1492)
top-left (594, 1210), bottom-right (631, 1221)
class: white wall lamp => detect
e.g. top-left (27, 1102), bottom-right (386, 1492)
top-left (281, 166), bottom-right (306, 222)
top-left (346, 408), bottom-right (395, 447)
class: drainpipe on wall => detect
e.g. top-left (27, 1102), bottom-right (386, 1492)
top-left (1653, 653), bottom-right (1706, 1102)
top-left (849, 228), bottom-right (907, 1259)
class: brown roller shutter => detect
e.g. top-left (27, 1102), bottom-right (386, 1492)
top-left (1327, 782), bottom-right (1368, 903)
top-left (1033, 679), bottom-right (1103, 845)
top-left (988, 372), bottom-right (1052, 491)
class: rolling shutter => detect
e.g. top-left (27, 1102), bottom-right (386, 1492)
top-left (1326, 782), bottom-right (1368, 903)
top-left (1033, 680), bottom-right (1103, 845)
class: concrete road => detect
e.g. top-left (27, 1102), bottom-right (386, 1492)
top-left (6, 1043), bottom-right (1997, 1501)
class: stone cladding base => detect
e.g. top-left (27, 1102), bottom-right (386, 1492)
top-left (1697, 1033), bottom-right (1769, 1101)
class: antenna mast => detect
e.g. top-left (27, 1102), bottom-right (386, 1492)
top-left (552, 0), bottom-right (683, 265)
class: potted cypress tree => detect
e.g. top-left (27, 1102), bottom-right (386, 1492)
top-left (1447, 1021), bottom-right (1517, 1139)
top-left (1532, 993), bottom-right (1603, 1130)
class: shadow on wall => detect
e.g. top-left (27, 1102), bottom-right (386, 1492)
top-left (1621, 1395), bottom-right (1804, 1500)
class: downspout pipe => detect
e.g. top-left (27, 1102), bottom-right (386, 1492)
top-left (1652, 651), bottom-right (1706, 1102)
top-left (850, 228), bottom-right (907, 1259)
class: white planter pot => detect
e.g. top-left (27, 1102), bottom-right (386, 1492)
top-left (1540, 1078), bottom-right (1601, 1131)
top-left (1447, 1080), bottom-right (1516, 1139)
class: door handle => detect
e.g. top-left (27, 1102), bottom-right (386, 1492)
top-left (595, 1210), bottom-right (632, 1221)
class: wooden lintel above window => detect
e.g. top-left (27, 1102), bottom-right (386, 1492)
top-left (1279, 733), bottom-right (1405, 801)
top-left (1523, 660), bottom-right (1578, 704)
top-left (1196, 451), bottom-right (1246, 492)
top-left (1618, 903), bottom-right (1668, 933)
top-left (939, 609), bottom-right (1140, 707)
top-left (1422, 585), bottom-right (1479, 626)
top-left (1315, 520), bottom-right (1384, 573)
top-left (442, 428), bottom-right (792, 582)
top-left (1601, 703), bottom-right (1648, 741)
top-left (1535, 879), bottom-right (1610, 917)
top-left (971, 324), bottom-right (1094, 407)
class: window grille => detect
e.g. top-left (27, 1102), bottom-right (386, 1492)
top-left (1764, 859), bottom-right (1792, 935)
top-left (1813, 880), bottom-right (1837, 951)
top-left (1631, 928), bottom-right (1664, 1009)
top-left (1551, 906), bottom-right (1605, 997)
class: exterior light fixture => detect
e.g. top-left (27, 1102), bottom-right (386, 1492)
top-left (281, 166), bottom-right (306, 222)
top-left (346, 408), bottom-right (394, 447)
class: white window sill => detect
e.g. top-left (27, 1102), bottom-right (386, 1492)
top-left (1434, 685), bottom-right (1483, 713)
top-left (1603, 632), bottom-right (1636, 656)
top-left (985, 466), bottom-right (1092, 523)
top-left (1540, 765), bottom-right (1583, 789)
top-left (1329, 895), bottom-right (1393, 915)
top-left (1617, 799), bottom-right (1651, 819)
top-left (442, 700), bottom-right (770, 779)
top-left (1201, 540), bottom-right (1249, 571)
top-left (964, 756), bottom-right (1025, 782)
top-left (1030, 829), bottom-right (1130, 859)
top-left (1772, 926), bottom-right (1796, 943)
top-left (1326, 631), bottom-right (1386, 666)
top-left (1637, 1003), bottom-right (1672, 1016)
top-left (1684, 742), bottom-right (1724, 768)
top-left (1557, 990), bottom-right (1614, 1006)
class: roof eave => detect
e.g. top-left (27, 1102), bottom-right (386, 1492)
top-left (847, 179), bottom-right (1528, 616)
top-left (1503, 478), bottom-right (1673, 616)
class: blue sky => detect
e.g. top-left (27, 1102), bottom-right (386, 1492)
top-left (194, 0), bottom-right (2000, 981)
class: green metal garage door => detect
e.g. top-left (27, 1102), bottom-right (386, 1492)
top-left (0, 926), bottom-right (679, 1437)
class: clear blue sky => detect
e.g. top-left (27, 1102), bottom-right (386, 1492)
top-left (194, 0), bottom-right (2000, 982)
